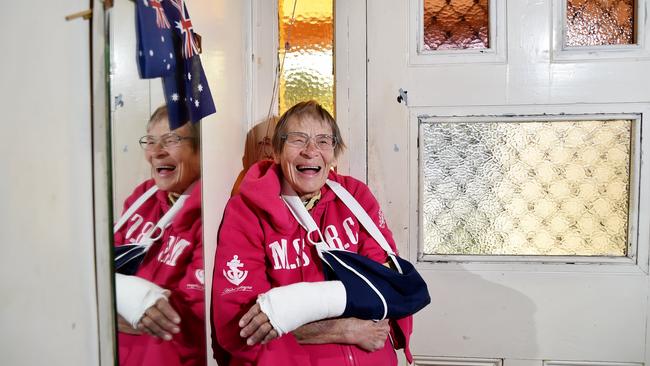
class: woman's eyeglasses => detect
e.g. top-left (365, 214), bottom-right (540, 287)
top-left (281, 132), bottom-right (337, 151)
top-left (138, 133), bottom-right (194, 150)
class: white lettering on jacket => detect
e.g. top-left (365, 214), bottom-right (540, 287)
top-left (269, 238), bottom-right (311, 270)
top-left (342, 217), bottom-right (359, 245)
top-left (268, 216), bottom-right (361, 271)
top-left (158, 235), bottom-right (191, 266)
top-left (125, 214), bottom-right (144, 241)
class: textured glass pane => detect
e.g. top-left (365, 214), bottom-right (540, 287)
top-left (566, 0), bottom-right (635, 47)
top-left (421, 120), bottom-right (631, 256)
top-left (278, 0), bottom-right (334, 115)
top-left (423, 0), bottom-right (489, 51)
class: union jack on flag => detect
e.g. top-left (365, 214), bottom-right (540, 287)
top-left (166, 0), bottom-right (199, 59)
top-left (161, 0), bottom-right (216, 128)
top-left (135, 0), bottom-right (175, 78)
top-left (149, 0), bottom-right (171, 29)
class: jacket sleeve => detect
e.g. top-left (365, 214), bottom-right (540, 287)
top-left (211, 199), bottom-right (310, 366)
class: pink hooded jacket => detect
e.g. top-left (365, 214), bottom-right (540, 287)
top-left (212, 161), bottom-right (413, 366)
top-left (115, 179), bottom-right (205, 366)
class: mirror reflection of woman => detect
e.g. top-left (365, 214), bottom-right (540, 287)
top-left (113, 106), bottom-right (205, 366)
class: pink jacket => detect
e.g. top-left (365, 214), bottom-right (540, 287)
top-left (212, 161), bottom-right (413, 366)
top-left (115, 179), bottom-right (205, 366)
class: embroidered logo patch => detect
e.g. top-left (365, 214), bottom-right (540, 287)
top-left (223, 255), bottom-right (248, 286)
top-left (195, 269), bottom-right (205, 285)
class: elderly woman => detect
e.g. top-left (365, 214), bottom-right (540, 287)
top-left (113, 106), bottom-right (205, 366)
top-left (212, 101), bottom-right (413, 366)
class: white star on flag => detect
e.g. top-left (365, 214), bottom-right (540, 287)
top-left (171, 93), bottom-right (179, 102)
top-left (195, 100), bottom-right (200, 107)
top-left (149, 50), bottom-right (154, 56)
top-left (187, 72), bottom-right (192, 81)
top-left (197, 84), bottom-right (203, 92)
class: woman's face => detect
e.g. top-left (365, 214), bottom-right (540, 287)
top-left (145, 119), bottom-right (200, 194)
top-left (275, 116), bottom-right (336, 200)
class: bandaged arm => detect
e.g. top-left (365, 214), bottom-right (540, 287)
top-left (256, 281), bottom-right (346, 336)
top-left (115, 273), bottom-right (168, 328)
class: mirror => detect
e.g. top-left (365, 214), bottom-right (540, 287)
top-left (108, 1), bottom-right (208, 365)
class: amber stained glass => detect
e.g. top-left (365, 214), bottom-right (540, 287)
top-left (423, 0), bottom-right (489, 51)
top-left (566, 0), bottom-right (635, 47)
top-left (421, 119), bottom-right (631, 256)
top-left (278, 0), bottom-right (334, 115)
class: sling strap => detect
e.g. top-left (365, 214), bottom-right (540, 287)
top-left (114, 183), bottom-right (194, 270)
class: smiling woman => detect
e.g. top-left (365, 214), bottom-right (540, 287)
top-left (106, 0), bottom-right (211, 364)
top-left (112, 106), bottom-right (205, 366)
top-left (142, 107), bottom-right (201, 195)
top-left (211, 101), bottom-right (413, 366)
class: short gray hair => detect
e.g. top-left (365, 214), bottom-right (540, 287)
top-left (147, 105), bottom-right (201, 151)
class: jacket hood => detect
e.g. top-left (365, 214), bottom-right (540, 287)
top-left (237, 160), bottom-right (296, 233)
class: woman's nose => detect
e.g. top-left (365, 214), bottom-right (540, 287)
top-left (150, 142), bottom-right (169, 156)
top-left (301, 139), bottom-right (319, 156)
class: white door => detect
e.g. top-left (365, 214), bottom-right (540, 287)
top-left (367, 1), bottom-right (650, 365)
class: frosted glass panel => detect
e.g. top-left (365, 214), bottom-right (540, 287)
top-left (566, 0), bottom-right (635, 47)
top-left (422, 0), bottom-right (489, 51)
top-left (421, 119), bottom-right (631, 256)
top-left (278, 0), bottom-right (334, 115)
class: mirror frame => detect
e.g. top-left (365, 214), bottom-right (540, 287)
top-left (92, 0), bottom-right (117, 365)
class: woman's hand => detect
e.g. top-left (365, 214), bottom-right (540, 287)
top-left (293, 318), bottom-right (390, 352)
top-left (347, 319), bottom-right (390, 352)
top-left (117, 315), bottom-right (143, 335)
top-left (136, 297), bottom-right (181, 341)
top-left (239, 303), bottom-right (279, 346)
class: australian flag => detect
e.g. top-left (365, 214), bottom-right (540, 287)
top-left (135, 0), bottom-right (176, 78)
top-left (161, 0), bottom-right (216, 129)
top-left (135, 0), bottom-right (216, 129)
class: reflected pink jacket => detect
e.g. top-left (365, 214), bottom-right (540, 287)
top-left (212, 161), bottom-right (413, 366)
top-left (115, 179), bottom-right (205, 366)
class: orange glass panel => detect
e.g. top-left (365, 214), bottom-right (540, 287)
top-left (566, 0), bottom-right (635, 47)
top-left (423, 0), bottom-right (489, 51)
top-left (278, 0), bottom-right (334, 116)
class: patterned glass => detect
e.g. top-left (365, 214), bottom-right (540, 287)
top-left (566, 0), bottom-right (635, 47)
top-left (278, 0), bottom-right (334, 115)
top-left (421, 119), bottom-right (631, 256)
top-left (423, 0), bottom-right (489, 51)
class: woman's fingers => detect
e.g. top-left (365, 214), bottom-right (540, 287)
top-left (260, 328), bottom-right (279, 344)
top-left (239, 303), bottom-right (277, 346)
top-left (239, 303), bottom-right (261, 328)
top-left (139, 299), bottom-right (181, 340)
top-left (154, 297), bottom-right (181, 325)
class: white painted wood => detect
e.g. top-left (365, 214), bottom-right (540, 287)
top-left (0, 1), bottom-right (100, 365)
top-left (334, 0), bottom-right (367, 181)
top-left (193, 0), bottom-right (252, 364)
top-left (367, 0), bottom-right (650, 364)
top-left (414, 356), bottom-right (502, 366)
top-left (92, 2), bottom-right (117, 365)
